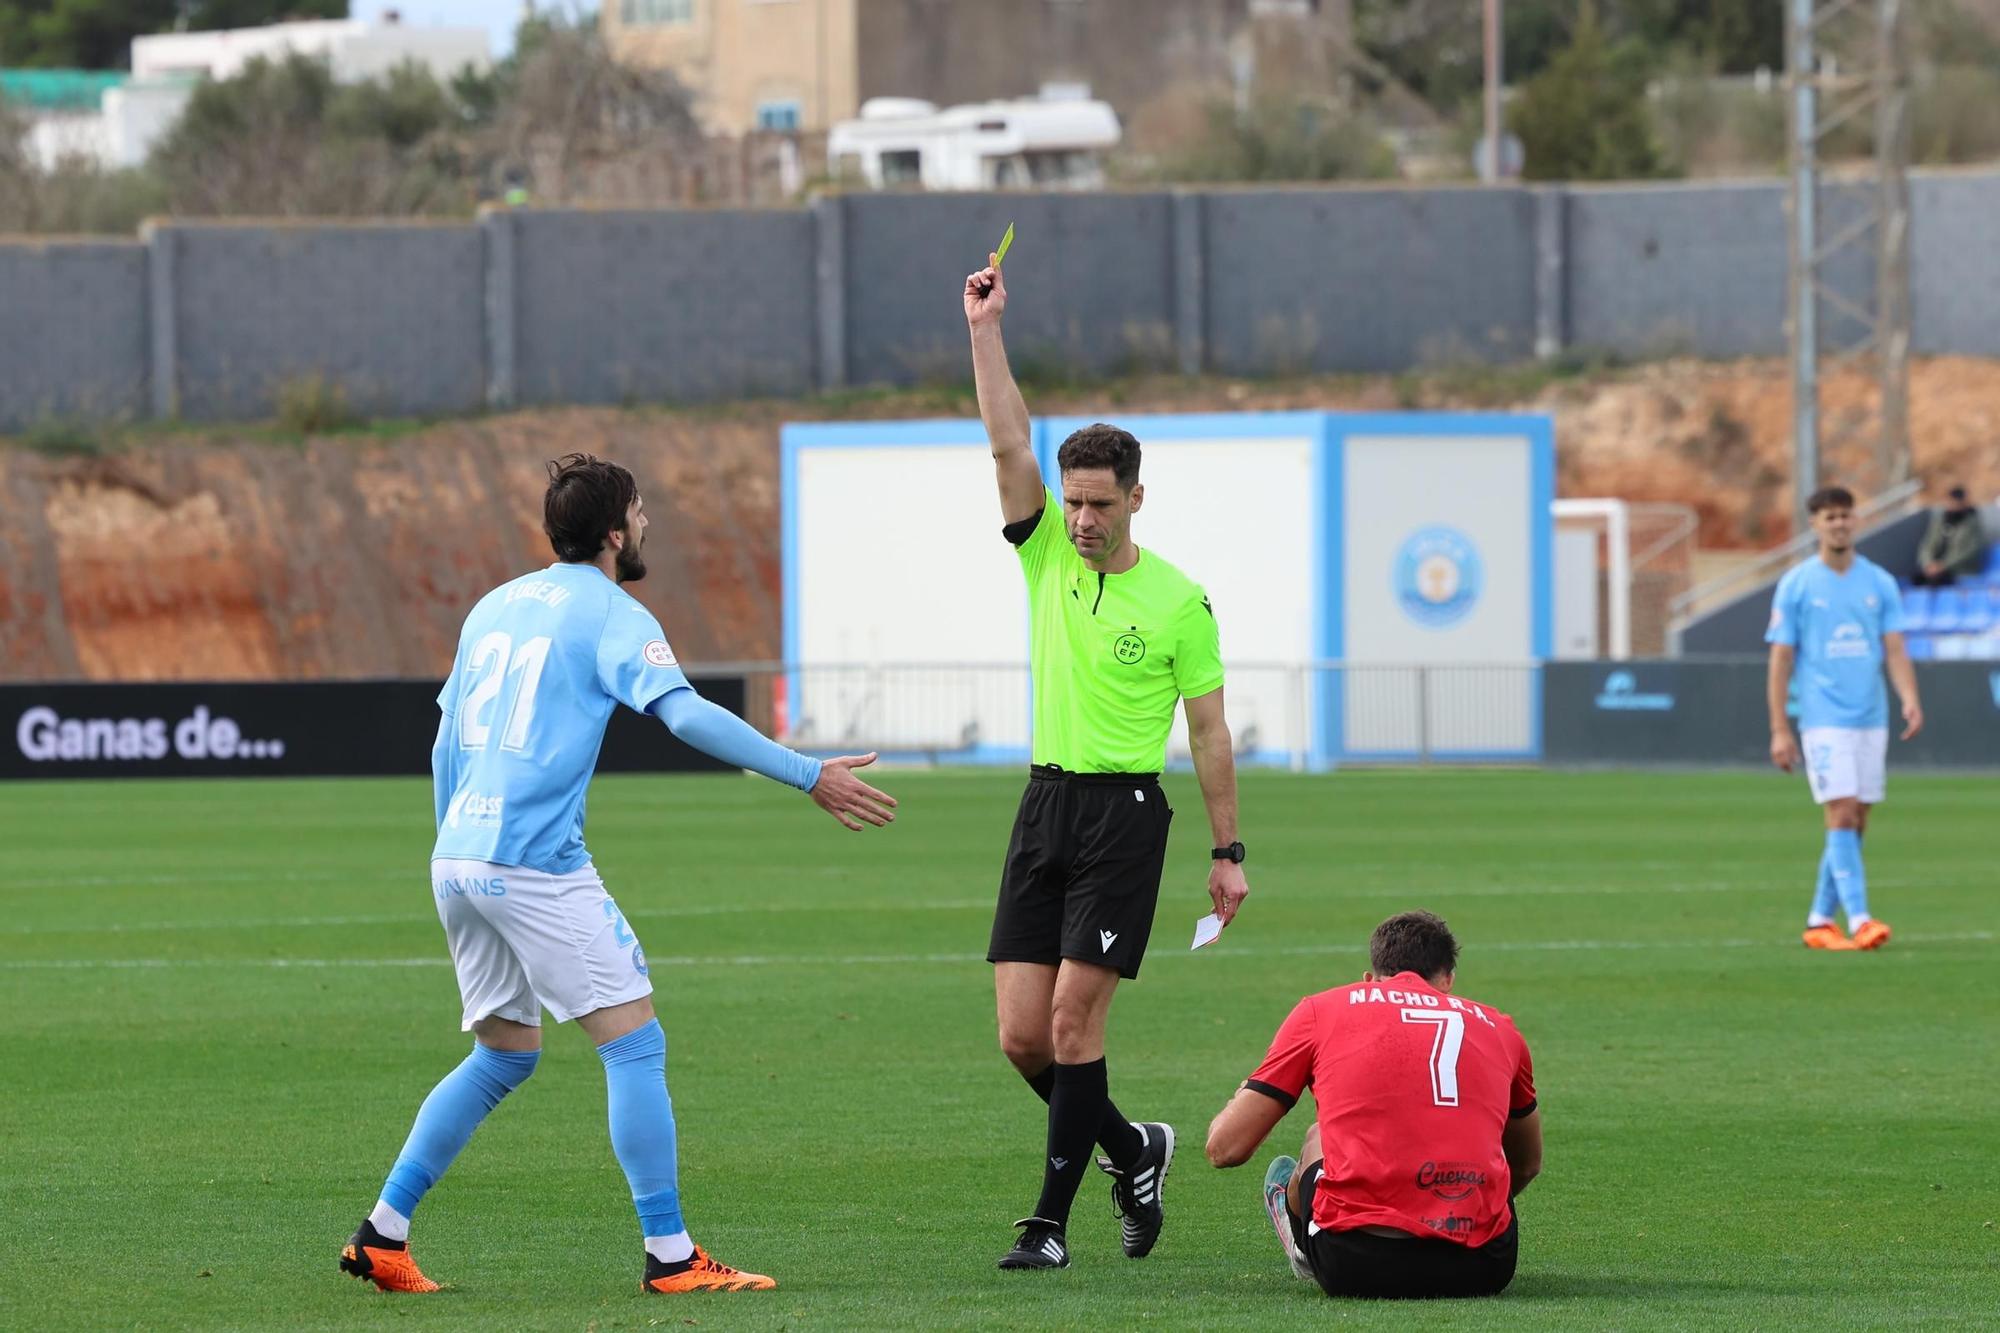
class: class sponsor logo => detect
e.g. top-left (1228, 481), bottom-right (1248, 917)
top-left (14, 704), bottom-right (285, 764)
top-left (1393, 527), bottom-right (1483, 629)
top-left (1113, 632), bottom-right (1146, 665)
top-left (1415, 1160), bottom-right (1489, 1202)
top-left (1594, 670), bottom-right (1675, 712)
top-left (445, 791), bottom-right (506, 830)
top-left (643, 640), bottom-right (677, 668)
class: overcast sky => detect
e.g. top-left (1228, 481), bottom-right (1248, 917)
top-left (351, 1), bottom-right (589, 58)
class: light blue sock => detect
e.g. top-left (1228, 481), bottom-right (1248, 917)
top-left (1827, 828), bottom-right (1869, 923)
top-left (381, 1043), bottom-right (540, 1217)
top-left (599, 1019), bottom-right (684, 1239)
top-left (1807, 849), bottom-right (1840, 925)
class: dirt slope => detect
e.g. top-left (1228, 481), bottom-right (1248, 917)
top-left (3, 357), bottom-right (1995, 682)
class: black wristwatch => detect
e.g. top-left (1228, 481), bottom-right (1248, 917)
top-left (1211, 841), bottom-right (1246, 864)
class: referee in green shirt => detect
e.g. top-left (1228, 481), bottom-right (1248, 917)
top-left (964, 250), bottom-right (1251, 1272)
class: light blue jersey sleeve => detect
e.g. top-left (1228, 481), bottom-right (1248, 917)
top-left (1765, 569), bottom-right (1802, 647)
top-left (649, 689), bottom-right (822, 792)
top-left (596, 595), bottom-right (691, 714)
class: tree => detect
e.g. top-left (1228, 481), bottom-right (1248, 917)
top-left (149, 51), bottom-right (468, 217)
top-left (0, 0), bottom-right (345, 71)
top-left (1510, 2), bottom-right (1666, 181)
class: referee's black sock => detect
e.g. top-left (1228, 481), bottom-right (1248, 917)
top-left (1020, 1063), bottom-right (1145, 1173)
top-left (1033, 1059), bottom-right (1111, 1228)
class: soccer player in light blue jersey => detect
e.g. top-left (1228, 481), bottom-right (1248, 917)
top-left (340, 454), bottom-right (896, 1296)
top-left (1766, 486), bottom-right (1923, 952)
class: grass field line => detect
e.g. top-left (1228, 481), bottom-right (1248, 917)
top-left (0, 876), bottom-right (1946, 937)
top-left (0, 898), bottom-right (1004, 936)
top-left (5, 929), bottom-right (1989, 971)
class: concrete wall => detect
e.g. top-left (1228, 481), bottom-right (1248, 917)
top-left (0, 240), bottom-right (149, 428)
top-left (506, 210), bottom-right (818, 406)
top-left (6, 168), bottom-right (2000, 433)
top-left (1205, 186), bottom-right (1539, 372)
top-left (1912, 172), bottom-right (2000, 358)
top-left (840, 191), bottom-right (1177, 384)
top-left (164, 223), bottom-right (487, 421)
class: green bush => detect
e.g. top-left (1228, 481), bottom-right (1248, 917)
top-left (274, 375), bottom-right (354, 435)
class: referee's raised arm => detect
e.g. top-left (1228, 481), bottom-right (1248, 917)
top-left (965, 253), bottom-right (1043, 526)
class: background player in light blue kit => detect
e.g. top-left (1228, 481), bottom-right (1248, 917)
top-left (340, 454), bottom-right (897, 1296)
top-left (1766, 486), bottom-right (1923, 952)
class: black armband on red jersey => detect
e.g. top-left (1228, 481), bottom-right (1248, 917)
top-left (1245, 1079), bottom-right (1298, 1110)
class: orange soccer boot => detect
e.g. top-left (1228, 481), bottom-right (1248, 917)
top-left (1850, 919), bottom-right (1893, 951)
top-left (339, 1220), bottom-right (441, 1293)
top-left (643, 1245), bottom-right (777, 1293)
top-left (1802, 924), bottom-right (1857, 950)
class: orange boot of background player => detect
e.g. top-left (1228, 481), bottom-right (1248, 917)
top-left (1802, 923), bottom-right (1857, 950)
top-left (1850, 919), bottom-right (1893, 950)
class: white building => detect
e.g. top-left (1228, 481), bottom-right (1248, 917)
top-left (131, 18), bottom-right (489, 86)
top-left (19, 18), bottom-right (489, 172)
top-left (828, 95), bottom-right (1122, 192)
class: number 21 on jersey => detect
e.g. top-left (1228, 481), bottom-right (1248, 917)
top-left (459, 632), bottom-right (552, 753)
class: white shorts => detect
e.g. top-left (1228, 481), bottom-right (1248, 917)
top-left (1800, 727), bottom-right (1888, 806)
top-left (430, 857), bottom-right (653, 1029)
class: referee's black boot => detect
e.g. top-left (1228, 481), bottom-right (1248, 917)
top-left (1098, 1120), bottom-right (1176, 1258)
top-left (997, 1217), bottom-right (1070, 1270)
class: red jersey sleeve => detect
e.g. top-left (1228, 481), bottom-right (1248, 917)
top-left (1506, 1021), bottom-right (1538, 1118)
top-left (1246, 997), bottom-right (1317, 1109)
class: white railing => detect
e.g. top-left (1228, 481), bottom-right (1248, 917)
top-left (686, 661), bottom-right (1544, 770)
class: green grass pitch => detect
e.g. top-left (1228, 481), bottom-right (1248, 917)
top-left (3, 769), bottom-right (1996, 1330)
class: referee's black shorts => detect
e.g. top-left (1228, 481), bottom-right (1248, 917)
top-left (1288, 1159), bottom-right (1520, 1300)
top-left (986, 764), bottom-right (1173, 980)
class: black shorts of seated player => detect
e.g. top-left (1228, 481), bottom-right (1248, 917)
top-left (987, 766), bottom-right (1174, 981)
top-left (1286, 1159), bottom-right (1519, 1299)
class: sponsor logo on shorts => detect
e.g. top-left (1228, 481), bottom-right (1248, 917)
top-left (14, 705), bottom-right (286, 764)
top-left (433, 875), bottom-right (507, 899)
top-left (1415, 1161), bottom-right (1488, 1202)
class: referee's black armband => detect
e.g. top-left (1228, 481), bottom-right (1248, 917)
top-left (1002, 508), bottom-right (1044, 547)
top-left (1245, 1079), bottom-right (1298, 1110)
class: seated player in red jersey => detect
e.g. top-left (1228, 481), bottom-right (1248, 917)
top-left (1205, 911), bottom-right (1542, 1299)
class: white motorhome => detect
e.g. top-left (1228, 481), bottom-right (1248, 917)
top-left (828, 95), bottom-right (1120, 191)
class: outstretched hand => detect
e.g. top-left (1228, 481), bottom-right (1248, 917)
top-left (810, 753), bottom-right (898, 831)
top-left (964, 253), bottom-right (1006, 326)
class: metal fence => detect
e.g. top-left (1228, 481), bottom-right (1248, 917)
top-left (687, 661), bottom-right (1544, 770)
